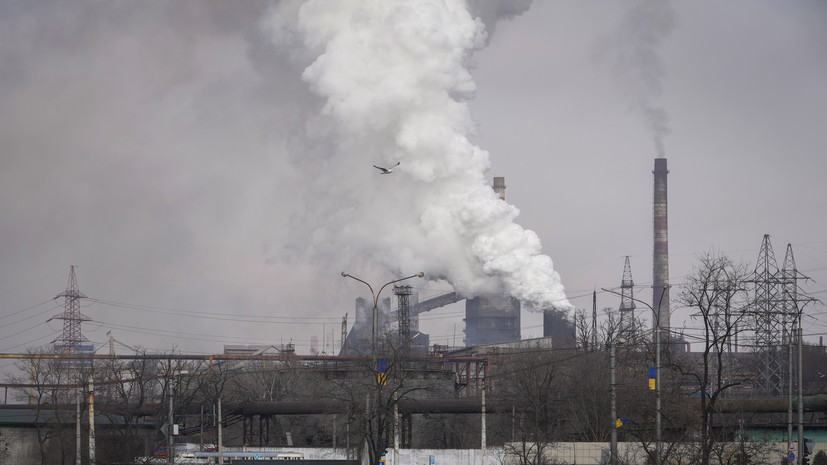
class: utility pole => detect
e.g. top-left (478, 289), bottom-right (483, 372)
top-left (218, 397), bottom-right (224, 464)
top-left (655, 322), bottom-right (662, 465)
top-left (602, 287), bottom-right (666, 465)
top-left (76, 388), bottom-right (81, 465)
top-left (610, 340), bottom-right (618, 465)
top-left (88, 375), bottom-right (95, 465)
top-left (797, 312), bottom-right (804, 465)
top-left (780, 243), bottom-right (816, 465)
top-left (393, 392), bottom-right (399, 465)
top-left (592, 291), bottom-right (597, 350)
top-left (481, 380), bottom-right (486, 465)
top-left (341, 313), bottom-right (348, 353)
top-left (787, 327), bottom-right (793, 452)
top-left (168, 377), bottom-right (174, 464)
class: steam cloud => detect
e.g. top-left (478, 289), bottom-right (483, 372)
top-left (599, 0), bottom-right (676, 157)
top-left (265, 0), bottom-right (570, 310)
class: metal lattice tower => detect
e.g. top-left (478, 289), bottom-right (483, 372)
top-left (52, 266), bottom-right (90, 355)
top-left (619, 256), bottom-right (637, 334)
top-left (751, 235), bottom-right (785, 394)
top-left (781, 244), bottom-right (799, 331)
top-left (395, 285), bottom-right (413, 362)
top-left (395, 285), bottom-right (412, 340)
top-left (780, 244), bottom-right (818, 381)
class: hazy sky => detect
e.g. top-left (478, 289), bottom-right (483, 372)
top-left (1, 1), bottom-right (825, 364)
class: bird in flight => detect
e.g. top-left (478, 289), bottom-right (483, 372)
top-left (373, 161), bottom-right (400, 174)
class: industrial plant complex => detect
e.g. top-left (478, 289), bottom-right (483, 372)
top-left (0, 159), bottom-right (824, 465)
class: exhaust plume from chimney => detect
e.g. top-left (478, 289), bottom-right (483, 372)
top-left (596, 0), bottom-right (675, 157)
top-left (265, 1), bottom-right (571, 311)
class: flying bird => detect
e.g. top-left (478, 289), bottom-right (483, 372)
top-left (373, 161), bottom-right (400, 174)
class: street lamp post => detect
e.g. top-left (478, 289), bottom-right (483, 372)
top-left (609, 339), bottom-right (618, 465)
top-left (603, 287), bottom-right (668, 465)
top-left (341, 271), bottom-right (424, 465)
top-left (341, 272), bottom-right (425, 369)
top-left (608, 337), bottom-right (629, 465)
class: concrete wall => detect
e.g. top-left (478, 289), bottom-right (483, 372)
top-left (503, 441), bottom-right (827, 465)
top-left (226, 447), bottom-right (499, 465)
top-left (288, 442), bottom-right (827, 465)
top-left (163, 442), bottom-right (827, 465)
top-left (0, 428), bottom-right (45, 465)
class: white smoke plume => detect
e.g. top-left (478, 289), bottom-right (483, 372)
top-left (598, 0), bottom-right (676, 157)
top-left (265, 0), bottom-right (570, 310)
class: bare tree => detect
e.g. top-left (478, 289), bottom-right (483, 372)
top-left (494, 348), bottom-right (573, 465)
top-left (324, 332), bottom-right (446, 465)
top-left (96, 350), bottom-right (161, 462)
top-left (574, 308), bottom-right (594, 352)
top-left (676, 252), bottom-right (752, 465)
top-left (5, 348), bottom-right (80, 465)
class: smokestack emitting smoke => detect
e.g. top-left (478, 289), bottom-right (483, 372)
top-left (493, 177), bottom-right (506, 200)
top-left (653, 157), bottom-right (670, 335)
top-left (267, 1), bottom-right (570, 311)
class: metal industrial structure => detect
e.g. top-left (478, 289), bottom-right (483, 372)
top-left (618, 256), bottom-right (636, 335)
top-left (394, 284), bottom-right (413, 360)
top-left (752, 235), bottom-right (786, 394)
top-left (52, 266), bottom-right (92, 358)
top-left (751, 235), bottom-right (815, 396)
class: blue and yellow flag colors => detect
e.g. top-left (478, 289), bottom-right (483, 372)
top-left (377, 358), bottom-right (388, 386)
top-left (616, 418), bottom-right (629, 428)
top-left (648, 367), bottom-right (656, 390)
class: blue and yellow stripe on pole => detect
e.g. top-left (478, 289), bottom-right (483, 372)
top-left (377, 358), bottom-right (388, 386)
top-left (648, 367), bottom-right (656, 390)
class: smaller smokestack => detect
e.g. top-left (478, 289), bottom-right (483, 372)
top-left (493, 177), bottom-right (506, 200)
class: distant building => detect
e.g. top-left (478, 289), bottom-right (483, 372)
top-left (464, 296), bottom-right (521, 346)
top-left (222, 344), bottom-right (294, 356)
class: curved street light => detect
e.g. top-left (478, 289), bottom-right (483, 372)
top-left (341, 272), bottom-right (425, 370)
top-left (603, 286), bottom-right (668, 465)
top-left (341, 271), bottom-right (424, 465)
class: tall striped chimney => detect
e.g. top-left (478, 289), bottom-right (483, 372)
top-left (653, 158), bottom-right (670, 338)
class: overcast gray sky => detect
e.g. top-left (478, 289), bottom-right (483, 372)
top-left (1, 1), bottom-right (825, 364)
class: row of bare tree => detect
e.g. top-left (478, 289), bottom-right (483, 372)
top-left (4, 253), bottom-right (823, 465)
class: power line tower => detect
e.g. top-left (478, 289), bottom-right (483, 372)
top-left (619, 256), bottom-right (636, 336)
top-left (751, 235), bottom-right (787, 395)
top-left (781, 245), bottom-right (817, 350)
top-left (52, 265), bottom-right (91, 356)
top-left (781, 244), bottom-right (799, 353)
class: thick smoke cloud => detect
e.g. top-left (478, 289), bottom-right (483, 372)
top-left (266, 0), bottom-right (571, 310)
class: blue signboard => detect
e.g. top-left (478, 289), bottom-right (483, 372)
top-left (54, 344), bottom-right (94, 368)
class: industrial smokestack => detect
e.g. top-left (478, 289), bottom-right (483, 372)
top-left (464, 176), bottom-right (520, 347)
top-left (652, 158), bottom-right (670, 338)
top-left (493, 177), bottom-right (506, 200)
